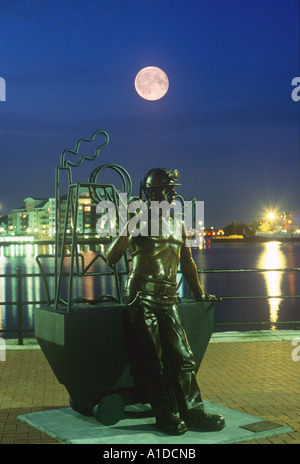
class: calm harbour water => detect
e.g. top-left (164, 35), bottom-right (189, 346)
top-left (0, 241), bottom-right (299, 337)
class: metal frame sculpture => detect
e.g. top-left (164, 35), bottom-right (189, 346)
top-left (37, 129), bottom-right (134, 310)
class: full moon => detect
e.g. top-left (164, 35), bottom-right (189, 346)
top-left (134, 66), bottom-right (169, 101)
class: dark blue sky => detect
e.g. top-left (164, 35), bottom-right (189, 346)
top-left (0, 0), bottom-right (299, 228)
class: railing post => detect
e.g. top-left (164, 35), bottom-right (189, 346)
top-left (16, 267), bottom-right (24, 345)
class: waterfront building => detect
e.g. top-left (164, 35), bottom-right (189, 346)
top-left (6, 189), bottom-right (98, 240)
top-left (8, 198), bottom-right (55, 239)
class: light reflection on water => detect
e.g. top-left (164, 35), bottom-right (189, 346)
top-left (258, 242), bottom-right (286, 330)
top-left (0, 241), bottom-right (299, 335)
top-left (192, 241), bottom-right (299, 331)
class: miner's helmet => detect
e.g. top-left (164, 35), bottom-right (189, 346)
top-left (142, 168), bottom-right (180, 192)
top-left (140, 168), bottom-right (180, 200)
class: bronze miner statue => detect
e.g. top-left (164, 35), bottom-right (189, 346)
top-left (106, 167), bottom-right (225, 435)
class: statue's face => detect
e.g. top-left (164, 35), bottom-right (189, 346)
top-left (151, 184), bottom-right (177, 204)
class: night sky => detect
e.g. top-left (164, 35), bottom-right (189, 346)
top-left (0, 0), bottom-right (299, 229)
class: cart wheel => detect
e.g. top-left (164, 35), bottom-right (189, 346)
top-left (93, 394), bottom-right (125, 426)
top-left (69, 396), bottom-right (93, 417)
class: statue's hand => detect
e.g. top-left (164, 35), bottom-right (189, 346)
top-left (198, 293), bottom-right (222, 302)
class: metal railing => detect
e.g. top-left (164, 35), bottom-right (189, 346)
top-left (0, 266), bottom-right (299, 345)
top-left (196, 267), bottom-right (300, 329)
top-left (0, 268), bottom-right (47, 345)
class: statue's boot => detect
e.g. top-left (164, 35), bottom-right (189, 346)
top-left (155, 411), bottom-right (188, 435)
top-left (175, 371), bottom-right (226, 431)
top-left (183, 407), bottom-right (225, 431)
